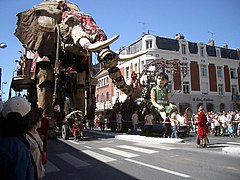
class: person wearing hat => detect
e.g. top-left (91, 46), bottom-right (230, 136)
top-left (0, 96), bottom-right (38, 179)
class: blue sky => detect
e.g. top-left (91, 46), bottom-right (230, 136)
top-left (0, 0), bottom-right (239, 101)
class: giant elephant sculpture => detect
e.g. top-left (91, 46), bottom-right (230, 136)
top-left (13, 0), bottom-right (145, 128)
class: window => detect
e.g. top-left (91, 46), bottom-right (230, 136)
top-left (201, 82), bottom-right (208, 94)
top-left (182, 63), bottom-right (188, 77)
top-left (100, 93), bottom-right (104, 103)
top-left (200, 47), bottom-right (204, 57)
top-left (96, 94), bottom-right (99, 102)
top-left (106, 92), bottom-right (109, 101)
top-left (232, 85), bottom-right (238, 96)
top-left (116, 92), bottom-right (119, 99)
top-left (218, 84), bottom-right (224, 95)
top-left (230, 68), bottom-right (237, 79)
top-left (146, 40), bottom-right (152, 49)
top-left (183, 81), bottom-right (190, 94)
top-left (134, 63), bottom-right (138, 73)
top-left (125, 66), bottom-right (130, 79)
top-left (216, 48), bottom-right (221, 57)
top-left (200, 64), bottom-right (207, 77)
top-left (141, 60), bottom-right (144, 72)
top-left (217, 66), bottom-right (223, 78)
top-left (168, 81), bottom-right (172, 93)
top-left (181, 44), bottom-right (186, 54)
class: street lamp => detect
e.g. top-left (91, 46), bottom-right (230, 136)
top-left (0, 42), bottom-right (7, 49)
top-left (1, 82), bottom-right (7, 101)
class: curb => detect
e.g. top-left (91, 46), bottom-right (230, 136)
top-left (115, 134), bottom-right (184, 143)
top-left (84, 129), bottom-right (184, 143)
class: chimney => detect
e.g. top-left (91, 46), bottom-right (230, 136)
top-left (208, 39), bottom-right (215, 46)
top-left (223, 43), bottom-right (228, 49)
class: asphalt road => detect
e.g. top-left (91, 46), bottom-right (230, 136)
top-left (43, 132), bottom-right (240, 180)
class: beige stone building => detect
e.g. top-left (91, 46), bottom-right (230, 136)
top-left (95, 34), bottom-right (240, 114)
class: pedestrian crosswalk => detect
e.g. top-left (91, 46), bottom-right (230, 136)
top-left (45, 141), bottom-right (174, 175)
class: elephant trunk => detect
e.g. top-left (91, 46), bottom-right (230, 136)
top-left (98, 49), bottom-right (143, 99)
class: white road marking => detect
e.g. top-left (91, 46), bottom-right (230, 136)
top-left (125, 159), bottom-right (191, 178)
top-left (44, 160), bottom-right (60, 173)
top-left (67, 140), bottom-right (79, 145)
top-left (100, 147), bottom-right (139, 158)
top-left (84, 145), bottom-right (92, 149)
top-left (82, 150), bottom-right (116, 163)
top-left (117, 145), bottom-right (158, 154)
top-left (56, 153), bottom-right (90, 168)
top-left (134, 142), bottom-right (176, 150)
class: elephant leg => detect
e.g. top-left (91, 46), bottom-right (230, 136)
top-left (36, 64), bottom-right (55, 129)
top-left (75, 88), bottom-right (85, 115)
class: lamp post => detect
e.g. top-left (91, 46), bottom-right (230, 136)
top-left (0, 42), bottom-right (7, 49)
top-left (1, 82), bottom-right (7, 101)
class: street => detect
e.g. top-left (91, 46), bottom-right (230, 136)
top-left (43, 131), bottom-right (240, 180)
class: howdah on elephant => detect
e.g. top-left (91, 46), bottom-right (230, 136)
top-left (13, 0), bottom-right (145, 129)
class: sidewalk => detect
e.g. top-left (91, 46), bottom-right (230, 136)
top-left (222, 147), bottom-right (240, 156)
top-left (84, 128), bottom-right (184, 143)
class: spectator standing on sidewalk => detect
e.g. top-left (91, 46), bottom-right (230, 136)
top-left (0, 97), bottom-right (37, 179)
top-left (232, 111), bottom-right (238, 138)
top-left (220, 111), bottom-right (228, 136)
top-left (170, 109), bottom-right (178, 138)
top-left (214, 113), bottom-right (221, 136)
top-left (99, 113), bottom-right (105, 131)
top-left (132, 110), bottom-right (139, 134)
top-left (26, 111), bottom-right (45, 179)
top-left (144, 110), bottom-right (154, 136)
top-left (197, 106), bottom-right (208, 147)
top-left (37, 108), bottom-right (49, 165)
top-left (116, 111), bottom-right (122, 132)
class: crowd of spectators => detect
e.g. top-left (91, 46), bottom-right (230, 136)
top-left (191, 110), bottom-right (240, 137)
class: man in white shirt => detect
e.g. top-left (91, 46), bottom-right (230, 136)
top-left (144, 111), bottom-right (154, 136)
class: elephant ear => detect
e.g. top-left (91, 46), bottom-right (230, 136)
top-left (14, 5), bottom-right (62, 56)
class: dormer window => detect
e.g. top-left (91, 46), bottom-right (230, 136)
top-left (181, 44), bottom-right (186, 54)
top-left (146, 40), bottom-right (152, 49)
top-left (200, 47), bottom-right (204, 57)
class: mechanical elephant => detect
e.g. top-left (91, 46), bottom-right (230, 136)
top-left (14, 1), bottom-right (145, 128)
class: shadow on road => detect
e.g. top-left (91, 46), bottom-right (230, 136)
top-left (44, 139), bottom-right (138, 180)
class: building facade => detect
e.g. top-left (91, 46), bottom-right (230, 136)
top-left (95, 34), bottom-right (240, 114)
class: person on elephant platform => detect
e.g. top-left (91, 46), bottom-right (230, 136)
top-left (150, 72), bottom-right (176, 121)
top-left (57, 0), bottom-right (71, 12)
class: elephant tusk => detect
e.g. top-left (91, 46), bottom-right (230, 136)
top-left (79, 35), bottom-right (120, 52)
top-left (118, 50), bottom-right (147, 61)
